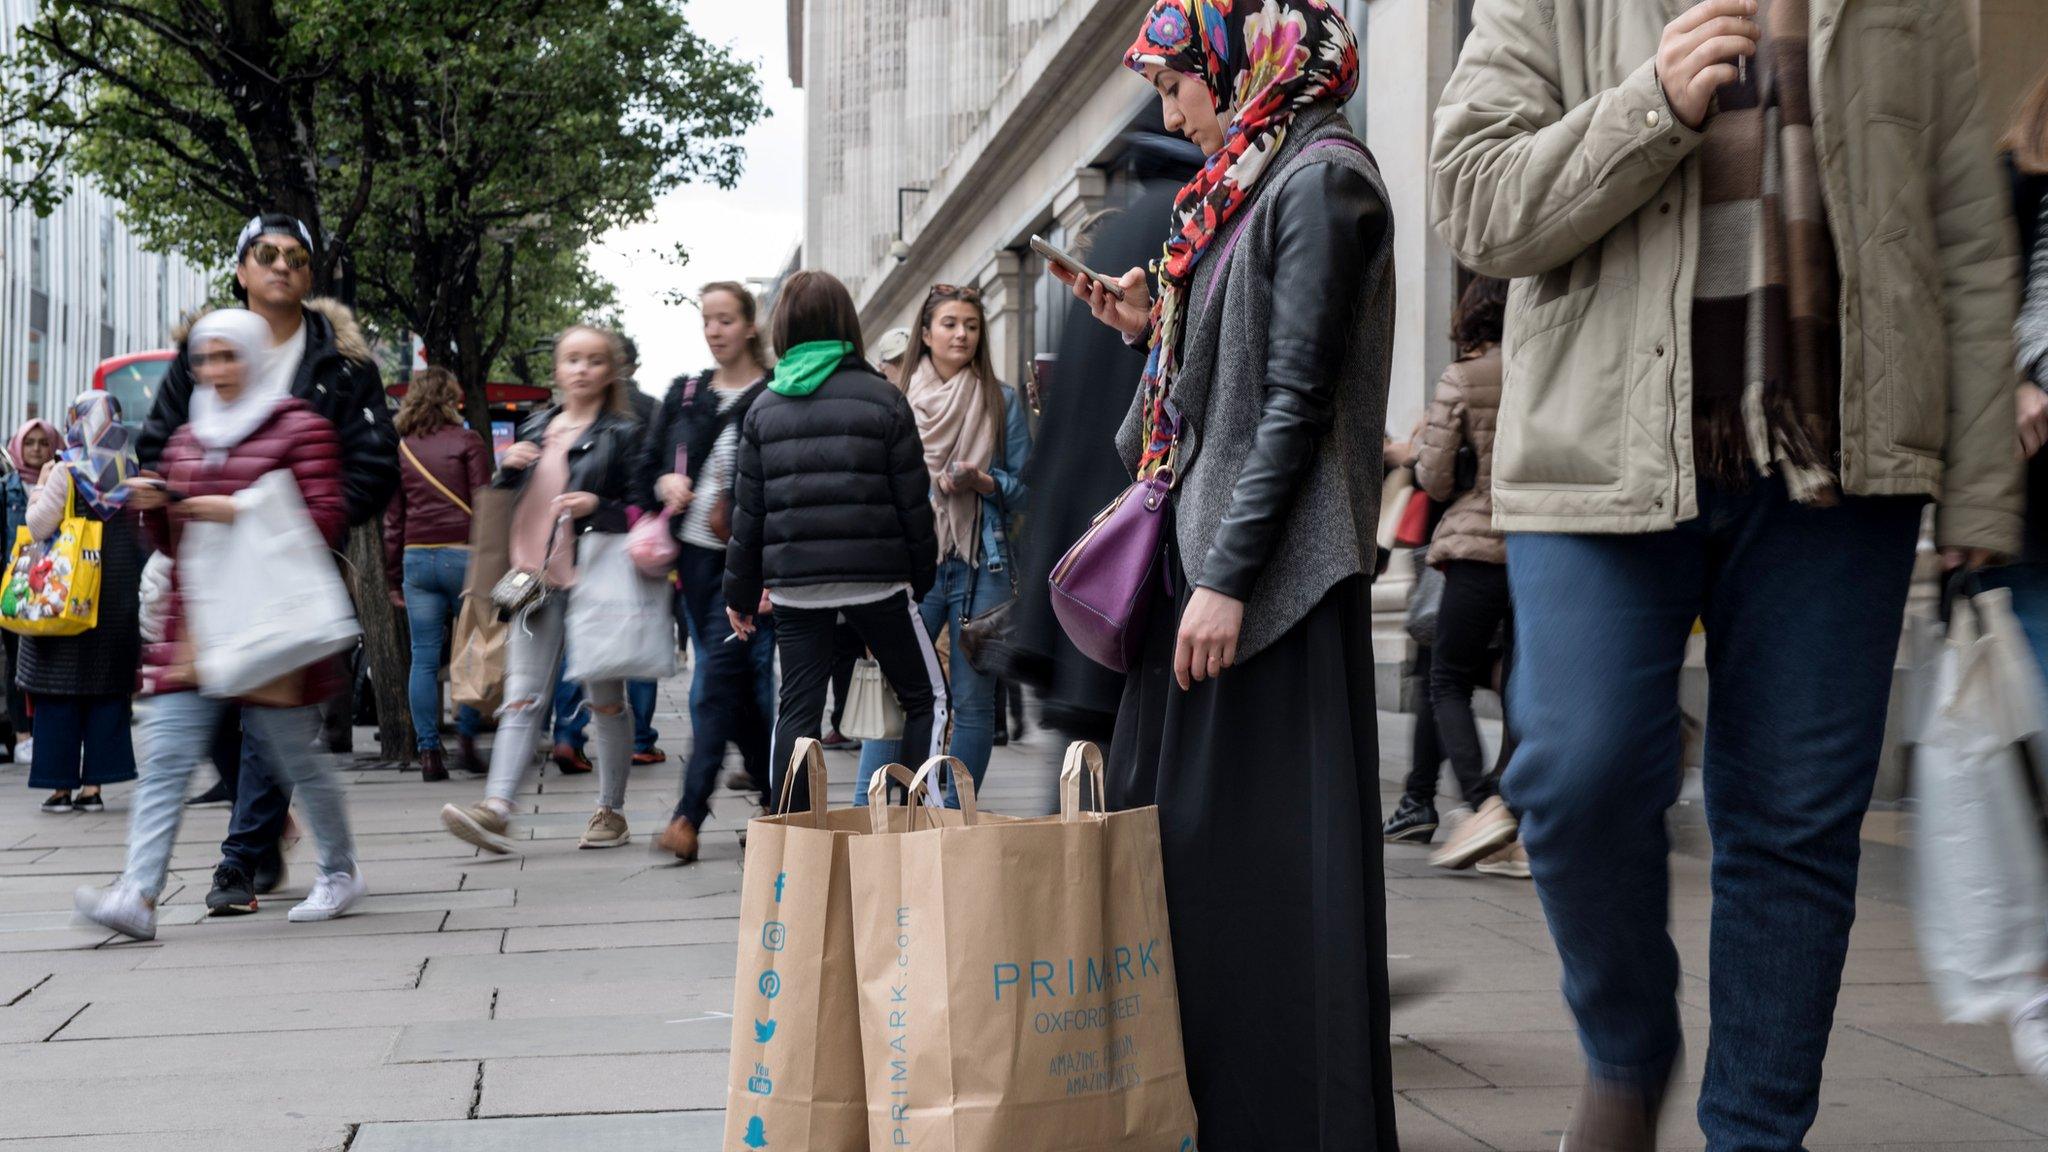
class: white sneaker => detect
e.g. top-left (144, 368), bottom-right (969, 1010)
top-left (2012, 988), bottom-right (2048, 1086)
top-left (1431, 795), bottom-right (1520, 870)
top-left (288, 868), bottom-right (367, 923)
top-left (1475, 841), bottom-right (1532, 879)
top-left (74, 882), bottom-right (156, 941)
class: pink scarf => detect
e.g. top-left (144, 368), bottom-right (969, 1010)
top-left (907, 358), bottom-right (997, 565)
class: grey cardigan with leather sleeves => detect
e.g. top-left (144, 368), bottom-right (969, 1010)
top-left (1116, 103), bottom-right (1395, 661)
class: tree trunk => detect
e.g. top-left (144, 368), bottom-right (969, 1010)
top-left (347, 522), bottom-right (415, 765)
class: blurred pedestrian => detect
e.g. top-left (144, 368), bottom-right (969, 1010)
top-left (1072, 3), bottom-right (1398, 1146)
top-left (639, 282), bottom-right (777, 861)
top-left (853, 283), bottom-right (1031, 807)
top-left (136, 213), bottom-right (397, 916)
top-left (874, 326), bottom-right (913, 389)
top-left (723, 270), bottom-right (946, 819)
top-left (384, 366), bottom-right (490, 781)
top-left (2, 418), bottom-right (58, 768)
top-left (74, 308), bottom-right (363, 939)
top-left (18, 394), bottom-right (141, 814)
top-left (1995, 64), bottom-right (2048, 1087)
top-left (1408, 276), bottom-right (1525, 879)
top-left (439, 324), bottom-right (643, 855)
top-left (1434, 0), bottom-right (2023, 1144)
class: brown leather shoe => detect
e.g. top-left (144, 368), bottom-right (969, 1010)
top-left (420, 748), bottom-right (448, 783)
top-left (656, 816), bottom-right (699, 862)
top-left (1561, 1075), bottom-right (1666, 1152)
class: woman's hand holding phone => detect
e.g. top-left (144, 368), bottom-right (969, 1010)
top-left (501, 441), bottom-right (541, 471)
top-left (1074, 268), bottom-right (1152, 340)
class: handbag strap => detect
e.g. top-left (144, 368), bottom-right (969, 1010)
top-left (400, 439), bottom-right (473, 517)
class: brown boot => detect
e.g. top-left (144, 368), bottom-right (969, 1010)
top-left (656, 816), bottom-right (699, 862)
top-left (420, 748), bottom-right (448, 783)
top-left (455, 734), bottom-right (485, 776)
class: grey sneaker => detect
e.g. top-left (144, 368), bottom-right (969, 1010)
top-left (74, 883), bottom-right (156, 941)
top-left (288, 868), bottom-right (367, 923)
top-left (1431, 795), bottom-right (1520, 871)
top-left (1476, 841), bottom-right (1532, 879)
top-left (578, 808), bottom-right (630, 849)
top-left (2012, 988), bottom-right (2048, 1086)
top-left (441, 802), bottom-right (515, 854)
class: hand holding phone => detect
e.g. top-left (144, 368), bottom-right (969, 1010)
top-left (1031, 235), bottom-right (1125, 301)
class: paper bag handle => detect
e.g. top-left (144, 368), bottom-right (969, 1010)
top-left (904, 756), bottom-right (978, 828)
top-left (864, 763), bottom-right (923, 834)
top-left (1059, 741), bottom-right (1107, 822)
top-left (776, 737), bottom-right (830, 829)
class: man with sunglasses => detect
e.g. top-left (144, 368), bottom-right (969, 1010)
top-left (138, 212), bottom-right (399, 917)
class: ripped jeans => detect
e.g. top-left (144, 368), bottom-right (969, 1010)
top-left (484, 593), bottom-right (631, 811)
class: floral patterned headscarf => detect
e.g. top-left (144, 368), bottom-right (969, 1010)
top-left (58, 392), bottom-right (137, 519)
top-left (1123, 0), bottom-right (1358, 475)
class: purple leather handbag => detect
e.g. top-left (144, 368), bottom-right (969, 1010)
top-left (1048, 472), bottom-right (1173, 673)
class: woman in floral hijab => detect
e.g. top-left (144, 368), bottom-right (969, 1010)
top-left (1067, 3), bottom-right (1399, 1150)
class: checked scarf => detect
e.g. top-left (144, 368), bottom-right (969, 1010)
top-left (1123, 0), bottom-right (1359, 478)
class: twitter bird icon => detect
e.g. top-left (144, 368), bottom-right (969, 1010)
top-left (743, 1116), bottom-right (769, 1149)
top-left (754, 1019), bottom-right (777, 1044)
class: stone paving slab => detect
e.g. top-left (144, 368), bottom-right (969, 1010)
top-left (2, 1025), bottom-right (402, 1078)
top-left (349, 1109), bottom-right (722, 1152)
top-left (488, 977), bottom-right (734, 1021)
top-left (60, 986), bottom-right (496, 1040)
top-left (0, 1124), bottom-right (355, 1150)
top-left (414, 941), bottom-right (733, 988)
top-left (477, 1050), bottom-right (728, 1116)
top-left (126, 926), bottom-right (505, 970)
top-left (36, 956), bottom-right (431, 1001)
top-left (390, 1010), bottom-right (734, 1062)
top-left (500, 915), bottom-right (737, 953)
top-left (1, 1061), bottom-right (476, 1140)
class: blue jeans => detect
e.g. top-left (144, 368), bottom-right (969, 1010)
top-left (401, 548), bottom-right (482, 752)
top-left (1982, 562), bottom-right (2048, 681)
top-left (125, 694), bottom-right (353, 900)
top-left (1503, 476), bottom-right (1922, 1151)
top-left (856, 557), bottom-right (1011, 808)
top-left (675, 543), bottom-right (774, 826)
top-left (554, 677), bottom-right (659, 753)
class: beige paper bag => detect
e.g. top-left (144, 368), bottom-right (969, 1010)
top-left (848, 745), bottom-right (1199, 1151)
top-left (725, 744), bottom-right (995, 1152)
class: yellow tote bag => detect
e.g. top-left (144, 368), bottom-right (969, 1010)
top-left (0, 483), bottom-right (103, 637)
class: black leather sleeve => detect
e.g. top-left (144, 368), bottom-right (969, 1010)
top-left (336, 358), bottom-right (400, 527)
top-left (1196, 162), bottom-right (1389, 601)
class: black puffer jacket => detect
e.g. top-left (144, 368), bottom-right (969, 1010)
top-left (723, 356), bottom-right (936, 612)
top-left (493, 406), bottom-right (638, 537)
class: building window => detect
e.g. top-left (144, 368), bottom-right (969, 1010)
top-left (99, 216), bottom-right (116, 360)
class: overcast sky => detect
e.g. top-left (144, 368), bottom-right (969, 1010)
top-left (588, 0), bottom-right (803, 395)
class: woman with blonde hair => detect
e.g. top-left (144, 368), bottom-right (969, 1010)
top-left (384, 366), bottom-right (491, 780)
top-left (440, 324), bottom-right (645, 853)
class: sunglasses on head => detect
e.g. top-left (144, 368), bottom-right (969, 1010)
top-left (927, 283), bottom-right (981, 304)
top-left (191, 349), bottom-right (242, 368)
top-left (247, 241), bottom-right (312, 272)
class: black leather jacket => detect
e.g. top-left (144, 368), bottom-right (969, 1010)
top-left (492, 406), bottom-right (638, 536)
top-left (1199, 162), bottom-right (1389, 601)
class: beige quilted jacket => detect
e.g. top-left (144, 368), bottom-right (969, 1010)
top-left (1430, 0), bottom-right (2022, 552)
top-left (1417, 348), bottom-right (1506, 566)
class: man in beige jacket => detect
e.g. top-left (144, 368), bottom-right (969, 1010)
top-left (1431, 1), bottom-right (2022, 1148)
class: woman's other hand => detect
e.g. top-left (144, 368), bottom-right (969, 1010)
top-left (655, 473), bottom-right (694, 513)
top-left (1174, 588), bottom-right (1245, 691)
top-left (2019, 383), bottom-right (2048, 459)
top-left (1072, 267), bottom-right (1153, 339)
top-left (121, 479), bottom-right (169, 512)
top-left (500, 441), bottom-right (541, 471)
top-left (553, 492), bottom-right (598, 520)
top-left (727, 607), bottom-right (756, 640)
top-left (178, 495), bottom-right (237, 524)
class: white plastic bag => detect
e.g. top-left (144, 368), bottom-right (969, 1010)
top-left (180, 470), bottom-right (361, 699)
top-left (563, 531), bottom-right (676, 684)
top-left (1911, 586), bottom-right (2048, 1023)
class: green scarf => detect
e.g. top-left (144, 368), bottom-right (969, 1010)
top-left (769, 340), bottom-right (853, 397)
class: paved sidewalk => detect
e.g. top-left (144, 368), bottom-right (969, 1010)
top-left (0, 690), bottom-right (2038, 1150)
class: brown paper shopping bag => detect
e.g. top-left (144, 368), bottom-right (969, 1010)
top-left (848, 745), bottom-right (1199, 1152)
top-left (448, 594), bottom-right (507, 715)
top-left (725, 744), bottom-right (993, 1152)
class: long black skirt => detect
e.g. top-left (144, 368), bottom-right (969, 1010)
top-left (1109, 573), bottom-right (1398, 1152)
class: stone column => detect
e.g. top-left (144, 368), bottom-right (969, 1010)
top-left (1052, 166), bottom-right (1108, 238)
top-left (975, 248), bottom-right (1025, 389)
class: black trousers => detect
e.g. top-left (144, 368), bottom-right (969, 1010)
top-left (1400, 645), bottom-right (1447, 804)
top-left (1428, 560), bottom-right (1515, 807)
top-left (770, 592), bottom-right (947, 813)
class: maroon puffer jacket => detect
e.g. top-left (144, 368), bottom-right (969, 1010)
top-left (140, 398), bottom-right (348, 698)
top-left (383, 425), bottom-right (489, 588)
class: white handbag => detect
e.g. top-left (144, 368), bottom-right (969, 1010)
top-left (839, 657), bottom-right (904, 741)
top-left (181, 470), bottom-right (361, 699)
top-left (1911, 584), bottom-right (2048, 1023)
top-left (563, 532), bottom-right (677, 684)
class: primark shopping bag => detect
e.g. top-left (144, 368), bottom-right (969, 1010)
top-left (725, 743), bottom-right (994, 1152)
top-left (847, 744), bottom-right (1199, 1152)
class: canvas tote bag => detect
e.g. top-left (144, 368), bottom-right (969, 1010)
top-left (725, 743), bottom-right (993, 1152)
top-left (847, 745), bottom-right (1199, 1152)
